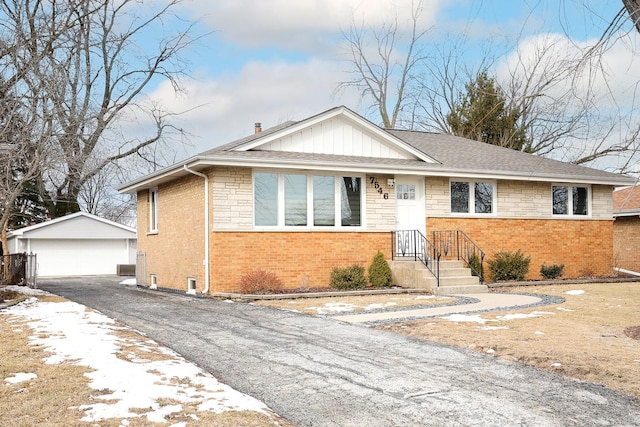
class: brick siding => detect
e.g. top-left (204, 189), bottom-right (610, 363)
top-left (137, 172), bottom-right (208, 293)
top-left (210, 231), bottom-right (390, 292)
top-left (135, 165), bottom-right (617, 292)
top-left (614, 216), bottom-right (640, 272)
top-left (427, 217), bottom-right (614, 280)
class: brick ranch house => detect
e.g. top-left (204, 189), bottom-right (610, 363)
top-left (118, 106), bottom-right (635, 294)
top-left (613, 185), bottom-right (640, 274)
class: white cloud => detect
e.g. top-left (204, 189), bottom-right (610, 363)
top-left (183, 0), bottom-right (442, 51)
top-left (496, 31), bottom-right (640, 109)
top-left (148, 57), bottom-right (362, 154)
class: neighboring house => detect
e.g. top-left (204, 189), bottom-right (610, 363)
top-left (118, 106), bottom-right (635, 294)
top-left (7, 212), bottom-right (137, 276)
top-left (613, 185), bottom-right (640, 273)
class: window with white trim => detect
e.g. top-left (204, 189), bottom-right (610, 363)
top-left (149, 188), bottom-right (158, 232)
top-left (450, 180), bottom-right (495, 214)
top-left (552, 185), bottom-right (589, 216)
top-left (254, 172), bottom-right (363, 228)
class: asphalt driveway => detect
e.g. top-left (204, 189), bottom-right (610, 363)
top-left (38, 277), bottom-right (640, 427)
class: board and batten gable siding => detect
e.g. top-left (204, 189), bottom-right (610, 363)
top-left (257, 117), bottom-right (417, 159)
top-left (426, 177), bottom-right (613, 220)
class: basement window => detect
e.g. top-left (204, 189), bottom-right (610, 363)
top-left (187, 277), bottom-right (197, 295)
top-left (150, 274), bottom-right (157, 289)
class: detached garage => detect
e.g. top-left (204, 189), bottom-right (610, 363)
top-left (7, 212), bottom-right (137, 277)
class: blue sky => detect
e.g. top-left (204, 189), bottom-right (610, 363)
top-left (138, 0), bottom-right (637, 162)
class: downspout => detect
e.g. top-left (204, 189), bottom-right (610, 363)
top-left (183, 165), bottom-right (210, 294)
top-left (614, 267), bottom-right (640, 277)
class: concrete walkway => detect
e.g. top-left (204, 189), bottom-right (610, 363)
top-left (331, 292), bottom-right (552, 324)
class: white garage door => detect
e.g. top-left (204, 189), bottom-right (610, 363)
top-left (30, 239), bottom-right (129, 276)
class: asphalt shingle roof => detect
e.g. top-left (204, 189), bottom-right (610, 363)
top-left (119, 107), bottom-right (635, 193)
top-left (387, 129), bottom-right (624, 181)
top-left (614, 185), bottom-right (640, 211)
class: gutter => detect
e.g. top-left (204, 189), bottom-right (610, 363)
top-left (183, 165), bottom-right (210, 294)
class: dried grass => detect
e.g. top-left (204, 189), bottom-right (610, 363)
top-left (255, 293), bottom-right (455, 315)
top-left (378, 282), bottom-right (640, 399)
top-left (0, 296), bottom-right (292, 427)
top-left (261, 283), bottom-right (640, 399)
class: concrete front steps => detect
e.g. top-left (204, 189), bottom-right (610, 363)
top-left (389, 259), bottom-right (488, 295)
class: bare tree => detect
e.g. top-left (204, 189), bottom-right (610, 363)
top-left (0, 78), bottom-right (52, 256)
top-left (340, 1), bottom-right (640, 173)
top-left (337, 0), bottom-right (431, 129)
top-left (0, 0), bottom-right (196, 220)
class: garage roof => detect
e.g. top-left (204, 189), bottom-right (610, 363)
top-left (8, 212), bottom-right (136, 240)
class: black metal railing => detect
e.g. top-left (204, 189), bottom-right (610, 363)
top-left (432, 230), bottom-right (485, 282)
top-left (0, 253), bottom-right (37, 287)
top-left (392, 230), bottom-right (441, 287)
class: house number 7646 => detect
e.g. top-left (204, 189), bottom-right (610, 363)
top-left (369, 177), bottom-right (389, 199)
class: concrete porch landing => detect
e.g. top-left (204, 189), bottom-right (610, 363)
top-left (389, 259), bottom-right (488, 295)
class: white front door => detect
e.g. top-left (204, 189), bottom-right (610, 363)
top-left (395, 176), bottom-right (425, 235)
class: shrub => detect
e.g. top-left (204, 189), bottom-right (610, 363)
top-left (540, 263), bottom-right (565, 280)
top-left (238, 269), bottom-right (283, 294)
top-left (330, 264), bottom-right (367, 290)
top-left (368, 251), bottom-right (393, 288)
top-left (466, 252), bottom-right (484, 282)
top-left (487, 250), bottom-right (531, 281)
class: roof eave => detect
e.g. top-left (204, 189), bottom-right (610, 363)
top-left (118, 155), bottom-right (635, 192)
top-left (117, 155), bottom-right (208, 194)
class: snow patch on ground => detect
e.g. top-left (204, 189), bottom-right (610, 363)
top-left (496, 311), bottom-right (555, 321)
top-left (565, 290), bottom-right (585, 295)
top-left (4, 372), bottom-right (37, 384)
top-left (3, 293), bottom-right (270, 424)
top-left (3, 285), bottom-right (48, 296)
top-left (309, 302), bottom-right (357, 314)
top-left (365, 302), bottom-right (397, 311)
top-left (414, 295), bottom-right (435, 300)
top-left (440, 314), bottom-right (487, 324)
top-left (119, 278), bottom-right (136, 286)
top-left (442, 311), bottom-right (555, 324)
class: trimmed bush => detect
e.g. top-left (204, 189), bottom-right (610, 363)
top-left (540, 263), bottom-right (565, 280)
top-left (368, 251), bottom-right (393, 288)
top-left (487, 250), bottom-right (531, 281)
top-left (330, 264), bottom-right (367, 290)
top-left (238, 269), bottom-right (283, 294)
top-left (466, 252), bottom-right (484, 282)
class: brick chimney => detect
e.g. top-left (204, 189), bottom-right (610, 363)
top-left (254, 122), bottom-right (262, 134)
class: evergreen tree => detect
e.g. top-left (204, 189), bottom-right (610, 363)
top-left (447, 70), bottom-right (529, 152)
